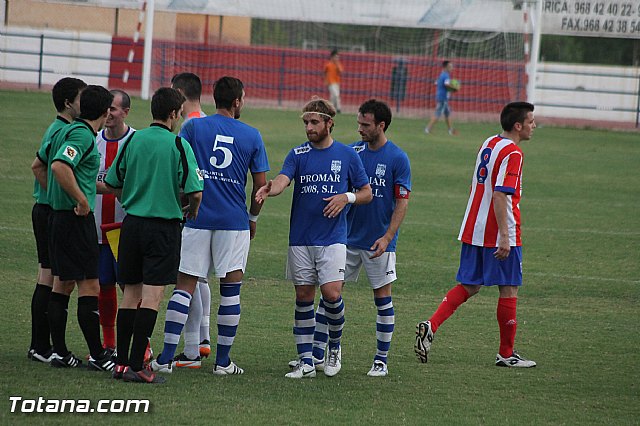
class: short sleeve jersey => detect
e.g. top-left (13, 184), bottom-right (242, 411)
top-left (347, 140), bottom-right (411, 252)
top-left (46, 119), bottom-right (100, 212)
top-left (33, 116), bottom-right (70, 205)
top-left (94, 126), bottom-right (135, 243)
top-left (280, 141), bottom-right (369, 246)
top-left (435, 70), bottom-right (451, 102)
top-left (105, 124), bottom-right (204, 220)
top-left (458, 135), bottom-right (524, 247)
top-left (180, 114), bottom-right (270, 231)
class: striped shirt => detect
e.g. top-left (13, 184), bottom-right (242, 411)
top-left (458, 135), bottom-right (523, 247)
top-left (95, 126), bottom-right (134, 243)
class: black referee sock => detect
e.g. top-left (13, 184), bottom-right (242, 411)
top-left (77, 296), bottom-right (102, 359)
top-left (129, 308), bottom-right (158, 372)
top-left (48, 292), bottom-right (70, 357)
top-left (116, 308), bottom-right (137, 366)
top-left (31, 284), bottom-right (52, 353)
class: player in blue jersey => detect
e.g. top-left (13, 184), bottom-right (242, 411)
top-left (152, 76), bottom-right (269, 376)
top-left (304, 99), bottom-right (411, 377)
top-left (348, 99), bottom-right (411, 376)
top-left (425, 60), bottom-right (458, 135)
top-left (256, 98), bottom-right (373, 379)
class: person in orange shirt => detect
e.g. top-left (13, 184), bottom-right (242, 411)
top-left (324, 49), bottom-right (343, 113)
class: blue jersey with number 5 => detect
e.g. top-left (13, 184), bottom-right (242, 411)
top-left (180, 114), bottom-right (269, 230)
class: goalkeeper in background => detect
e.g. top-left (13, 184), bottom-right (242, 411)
top-left (424, 60), bottom-right (458, 136)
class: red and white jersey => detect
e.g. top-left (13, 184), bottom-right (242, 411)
top-left (458, 135), bottom-right (523, 247)
top-left (95, 126), bottom-right (135, 243)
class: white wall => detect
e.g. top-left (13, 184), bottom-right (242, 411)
top-left (535, 63), bottom-right (639, 125)
top-left (0, 26), bottom-right (111, 87)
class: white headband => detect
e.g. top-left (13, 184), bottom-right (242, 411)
top-left (300, 111), bottom-right (334, 119)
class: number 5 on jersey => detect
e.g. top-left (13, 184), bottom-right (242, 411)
top-left (210, 135), bottom-right (234, 169)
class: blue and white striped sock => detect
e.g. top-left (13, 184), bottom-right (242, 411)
top-left (324, 296), bottom-right (345, 351)
top-left (374, 296), bottom-right (394, 364)
top-left (215, 282), bottom-right (241, 368)
top-left (312, 297), bottom-right (329, 361)
top-left (158, 289), bottom-right (191, 365)
top-left (293, 300), bottom-right (315, 366)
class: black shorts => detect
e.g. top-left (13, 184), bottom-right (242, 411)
top-left (118, 215), bottom-right (181, 286)
top-left (32, 203), bottom-right (52, 268)
top-left (49, 210), bottom-right (99, 281)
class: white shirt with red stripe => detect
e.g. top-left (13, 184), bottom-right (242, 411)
top-left (458, 135), bottom-right (523, 247)
top-left (95, 126), bottom-right (135, 244)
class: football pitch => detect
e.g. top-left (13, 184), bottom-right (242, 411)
top-left (0, 90), bottom-right (638, 425)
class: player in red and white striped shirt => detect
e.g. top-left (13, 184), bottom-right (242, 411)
top-left (415, 102), bottom-right (537, 368)
top-left (95, 90), bottom-right (134, 350)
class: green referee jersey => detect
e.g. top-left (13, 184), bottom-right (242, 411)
top-left (105, 123), bottom-right (204, 220)
top-left (46, 119), bottom-right (100, 211)
top-left (33, 116), bottom-right (70, 205)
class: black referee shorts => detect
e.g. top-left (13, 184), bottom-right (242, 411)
top-left (32, 203), bottom-right (53, 268)
top-left (49, 210), bottom-right (99, 281)
top-left (118, 215), bottom-right (181, 286)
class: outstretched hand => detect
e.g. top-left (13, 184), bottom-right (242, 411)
top-left (255, 180), bottom-right (273, 204)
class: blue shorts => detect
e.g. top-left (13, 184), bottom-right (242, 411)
top-left (455, 243), bottom-right (522, 286)
top-left (99, 244), bottom-right (118, 286)
top-left (434, 100), bottom-right (451, 118)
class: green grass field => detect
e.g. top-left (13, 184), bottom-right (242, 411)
top-left (0, 90), bottom-right (638, 425)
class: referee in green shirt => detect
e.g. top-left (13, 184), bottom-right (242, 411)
top-left (45, 85), bottom-right (115, 371)
top-left (105, 87), bottom-right (204, 384)
top-left (29, 77), bottom-right (86, 363)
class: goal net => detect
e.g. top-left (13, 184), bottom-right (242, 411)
top-left (160, 22), bottom-right (527, 117)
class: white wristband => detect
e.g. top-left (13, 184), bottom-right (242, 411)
top-left (248, 213), bottom-right (259, 222)
top-left (345, 192), bottom-right (356, 204)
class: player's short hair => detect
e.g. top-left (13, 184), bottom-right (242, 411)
top-left (79, 85), bottom-right (113, 121)
top-left (500, 101), bottom-right (535, 131)
top-left (213, 76), bottom-right (244, 110)
top-left (171, 72), bottom-right (202, 101)
top-left (358, 99), bottom-right (392, 132)
top-left (52, 77), bottom-right (87, 113)
top-left (110, 89), bottom-right (131, 109)
top-left (442, 60), bottom-right (451, 68)
top-left (330, 49), bottom-right (339, 57)
top-left (151, 87), bottom-right (186, 121)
